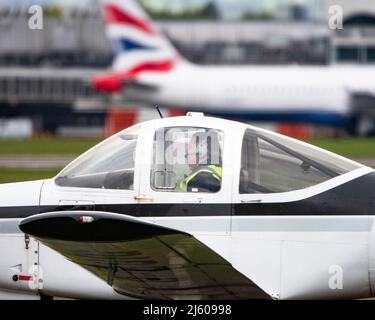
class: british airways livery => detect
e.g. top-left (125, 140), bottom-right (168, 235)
top-left (92, 0), bottom-right (375, 135)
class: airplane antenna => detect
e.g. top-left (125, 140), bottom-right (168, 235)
top-left (156, 106), bottom-right (164, 119)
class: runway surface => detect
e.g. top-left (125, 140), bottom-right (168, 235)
top-left (0, 156), bottom-right (75, 169)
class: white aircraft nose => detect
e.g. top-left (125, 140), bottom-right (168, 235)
top-left (0, 179), bottom-right (45, 217)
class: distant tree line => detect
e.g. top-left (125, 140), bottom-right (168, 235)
top-left (240, 11), bottom-right (273, 21)
top-left (139, 0), bottom-right (275, 21)
top-left (138, 1), bottom-right (220, 20)
top-left (37, 1), bottom-right (274, 22)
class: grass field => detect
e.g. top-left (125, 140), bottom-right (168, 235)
top-left (0, 137), bottom-right (373, 157)
top-left (310, 138), bottom-right (375, 158)
top-left (0, 137), bottom-right (101, 156)
top-left (0, 168), bottom-right (60, 184)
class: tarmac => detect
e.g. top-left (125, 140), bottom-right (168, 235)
top-left (0, 155), bottom-right (76, 169)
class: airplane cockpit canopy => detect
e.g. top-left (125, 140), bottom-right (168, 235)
top-left (55, 116), bottom-right (362, 195)
top-left (55, 124), bottom-right (140, 190)
top-left (239, 128), bottom-right (361, 194)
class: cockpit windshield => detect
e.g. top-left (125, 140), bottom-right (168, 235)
top-left (55, 125), bottom-right (140, 190)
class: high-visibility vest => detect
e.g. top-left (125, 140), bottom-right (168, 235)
top-left (178, 165), bottom-right (222, 191)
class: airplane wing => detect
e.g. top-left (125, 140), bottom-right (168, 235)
top-left (19, 211), bottom-right (270, 300)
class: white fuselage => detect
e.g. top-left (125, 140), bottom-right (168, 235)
top-left (129, 63), bottom-right (375, 117)
top-left (0, 175), bottom-right (374, 300)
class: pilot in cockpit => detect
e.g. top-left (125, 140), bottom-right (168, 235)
top-left (177, 131), bottom-right (222, 193)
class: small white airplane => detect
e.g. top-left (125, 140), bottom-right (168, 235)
top-left (92, 0), bottom-right (375, 135)
top-left (0, 112), bottom-right (374, 300)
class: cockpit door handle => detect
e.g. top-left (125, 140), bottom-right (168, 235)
top-left (241, 199), bottom-right (262, 203)
top-left (134, 195), bottom-right (154, 202)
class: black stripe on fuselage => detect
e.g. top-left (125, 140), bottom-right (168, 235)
top-left (0, 172), bottom-right (374, 219)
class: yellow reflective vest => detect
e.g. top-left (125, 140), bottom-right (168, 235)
top-left (178, 165), bottom-right (222, 191)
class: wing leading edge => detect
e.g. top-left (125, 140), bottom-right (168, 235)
top-left (19, 211), bottom-right (270, 300)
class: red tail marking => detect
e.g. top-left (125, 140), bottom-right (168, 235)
top-left (92, 74), bottom-right (123, 93)
top-left (92, 59), bottom-right (175, 93)
top-left (104, 4), bottom-right (156, 35)
top-left (126, 59), bottom-right (175, 78)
